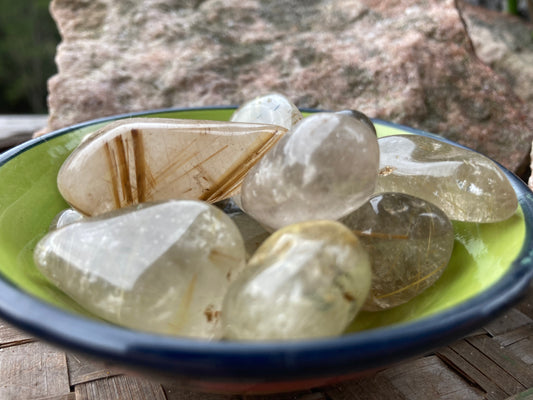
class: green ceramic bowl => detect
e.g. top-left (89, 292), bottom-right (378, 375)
top-left (0, 107), bottom-right (531, 393)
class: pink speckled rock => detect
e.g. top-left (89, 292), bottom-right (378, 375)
top-left (42, 0), bottom-right (533, 173)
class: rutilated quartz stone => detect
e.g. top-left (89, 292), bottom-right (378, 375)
top-left (222, 220), bottom-right (371, 340)
top-left (240, 113), bottom-right (380, 230)
top-left (230, 93), bottom-right (303, 130)
top-left (340, 193), bottom-right (454, 311)
top-left (49, 209), bottom-right (84, 230)
top-left (57, 118), bottom-right (287, 216)
top-left (376, 134), bottom-right (518, 222)
top-left (34, 200), bottom-right (246, 339)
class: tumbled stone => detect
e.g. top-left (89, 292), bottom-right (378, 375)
top-left (376, 134), bottom-right (518, 222)
top-left (222, 220), bottom-right (371, 340)
top-left (335, 110), bottom-right (377, 136)
top-left (230, 93), bottom-right (303, 130)
top-left (34, 200), bottom-right (246, 339)
top-left (240, 113), bottom-right (380, 230)
top-left (49, 208), bottom-right (84, 230)
top-left (340, 193), bottom-right (454, 311)
top-left (57, 118), bottom-right (287, 216)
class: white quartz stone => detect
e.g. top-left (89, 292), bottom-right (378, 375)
top-left (34, 200), bottom-right (247, 339)
top-left (230, 93), bottom-right (302, 130)
top-left (240, 113), bottom-right (380, 230)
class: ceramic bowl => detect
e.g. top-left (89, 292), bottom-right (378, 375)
top-left (0, 107), bottom-right (532, 394)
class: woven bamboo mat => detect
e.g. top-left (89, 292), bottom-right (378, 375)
top-left (1, 281), bottom-right (531, 400)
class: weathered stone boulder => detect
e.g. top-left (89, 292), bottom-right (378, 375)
top-left (459, 1), bottom-right (533, 108)
top-left (43, 0), bottom-right (533, 175)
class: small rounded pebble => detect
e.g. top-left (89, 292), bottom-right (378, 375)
top-left (376, 134), bottom-right (518, 222)
top-left (341, 193), bottom-right (455, 311)
top-left (241, 112), bottom-right (380, 230)
top-left (35, 200), bottom-right (247, 339)
top-left (231, 93), bottom-right (302, 130)
top-left (49, 209), bottom-right (84, 230)
top-left (222, 220), bottom-right (371, 340)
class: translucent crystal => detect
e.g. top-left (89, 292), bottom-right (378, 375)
top-left (241, 113), bottom-right (380, 230)
top-left (230, 93), bottom-right (303, 130)
top-left (376, 135), bottom-right (518, 222)
top-left (34, 200), bottom-right (246, 339)
top-left (340, 193), bottom-right (454, 311)
top-left (222, 220), bottom-right (371, 340)
top-left (49, 209), bottom-right (84, 230)
top-left (57, 118), bottom-right (287, 216)
top-left (335, 110), bottom-right (377, 136)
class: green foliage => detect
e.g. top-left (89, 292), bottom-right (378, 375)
top-left (506, 0), bottom-right (519, 14)
top-left (0, 0), bottom-right (59, 113)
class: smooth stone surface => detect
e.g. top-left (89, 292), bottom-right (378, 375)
top-left (376, 135), bottom-right (518, 222)
top-left (241, 113), bottom-right (380, 230)
top-left (230, 93), bottom-right (303, 130)
top-left (335, 110), bottom-right (377, 136)
top-left (341, 193), bottom-right (455, 311)
top-left (222, 220), bottom-right (371, 341)
top-left (49, 209), bottom-right (84, 230)
top-left (58, 118), bottom-right (287, 216)
top-left (34, 200), bottom-right (246, 339)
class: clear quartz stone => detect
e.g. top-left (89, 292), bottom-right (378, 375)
top-left (241, 113), bottom-right (380, 230)
top-left (34, 200), bottom-right (246, 339)
top-left (376, 134), bottom-right (518, 222)
top-left (230, 93), bottom-right (303, 130)
top-left (340, 193), bottom-right (455, 311)
top-left (222, 220), bottom-right (371, 340)
top-left (49, 209), bottom-right (84, 230)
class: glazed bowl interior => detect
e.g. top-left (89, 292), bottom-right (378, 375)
top-left (0, 107), bottom-right (531, 392)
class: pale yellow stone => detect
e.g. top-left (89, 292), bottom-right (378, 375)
top-left (222, 220), bottom-right (371, 340)
top-left (34, 200), bottom-right (247, 339)
top-left (376, 135), bottom-right (518, 222)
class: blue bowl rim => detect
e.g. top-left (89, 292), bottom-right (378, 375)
top-left (0, 106), bottom-right (532, 383)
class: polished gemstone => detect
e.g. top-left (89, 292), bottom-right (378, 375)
top-left (341, 193), bottom-right (454, 311)
top-left (222, 220), bottom-right (371, 340)
top-left (49, 209), bottom-right (84, 230)
top-left (34, 200), bottom-right (246, 339)
top-left (230, 93), bottom-right (302, 130)
top-left (335, 109), bottom-right (377, 136)
top-left (376, 135), bottom-right (518, 222)
top-left (57, 118), bottom-right (287, 216)
top-left (241, 113), bottom-right (380, 230)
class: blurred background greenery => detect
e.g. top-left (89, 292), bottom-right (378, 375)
top-left (0, 0), bottom-right (59, 114)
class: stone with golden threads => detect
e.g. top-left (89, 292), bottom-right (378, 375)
top-left (230, 92), bottom-right (303, 130)
top-left (340, 192), bottom-right (455, 311)
top-left (222, 220), bottom-right (371, 340)
top-left (57, 118), bottom-right (288, 216)
top-left (34, 200), bottom-right (247, 339)
top-left (240, 113), bottom-right (380, 230)
top-left (376, 135), bottom-right (518, 222)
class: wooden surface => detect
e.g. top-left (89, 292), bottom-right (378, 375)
top-left (0, 117), bottom-right (532, 399)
